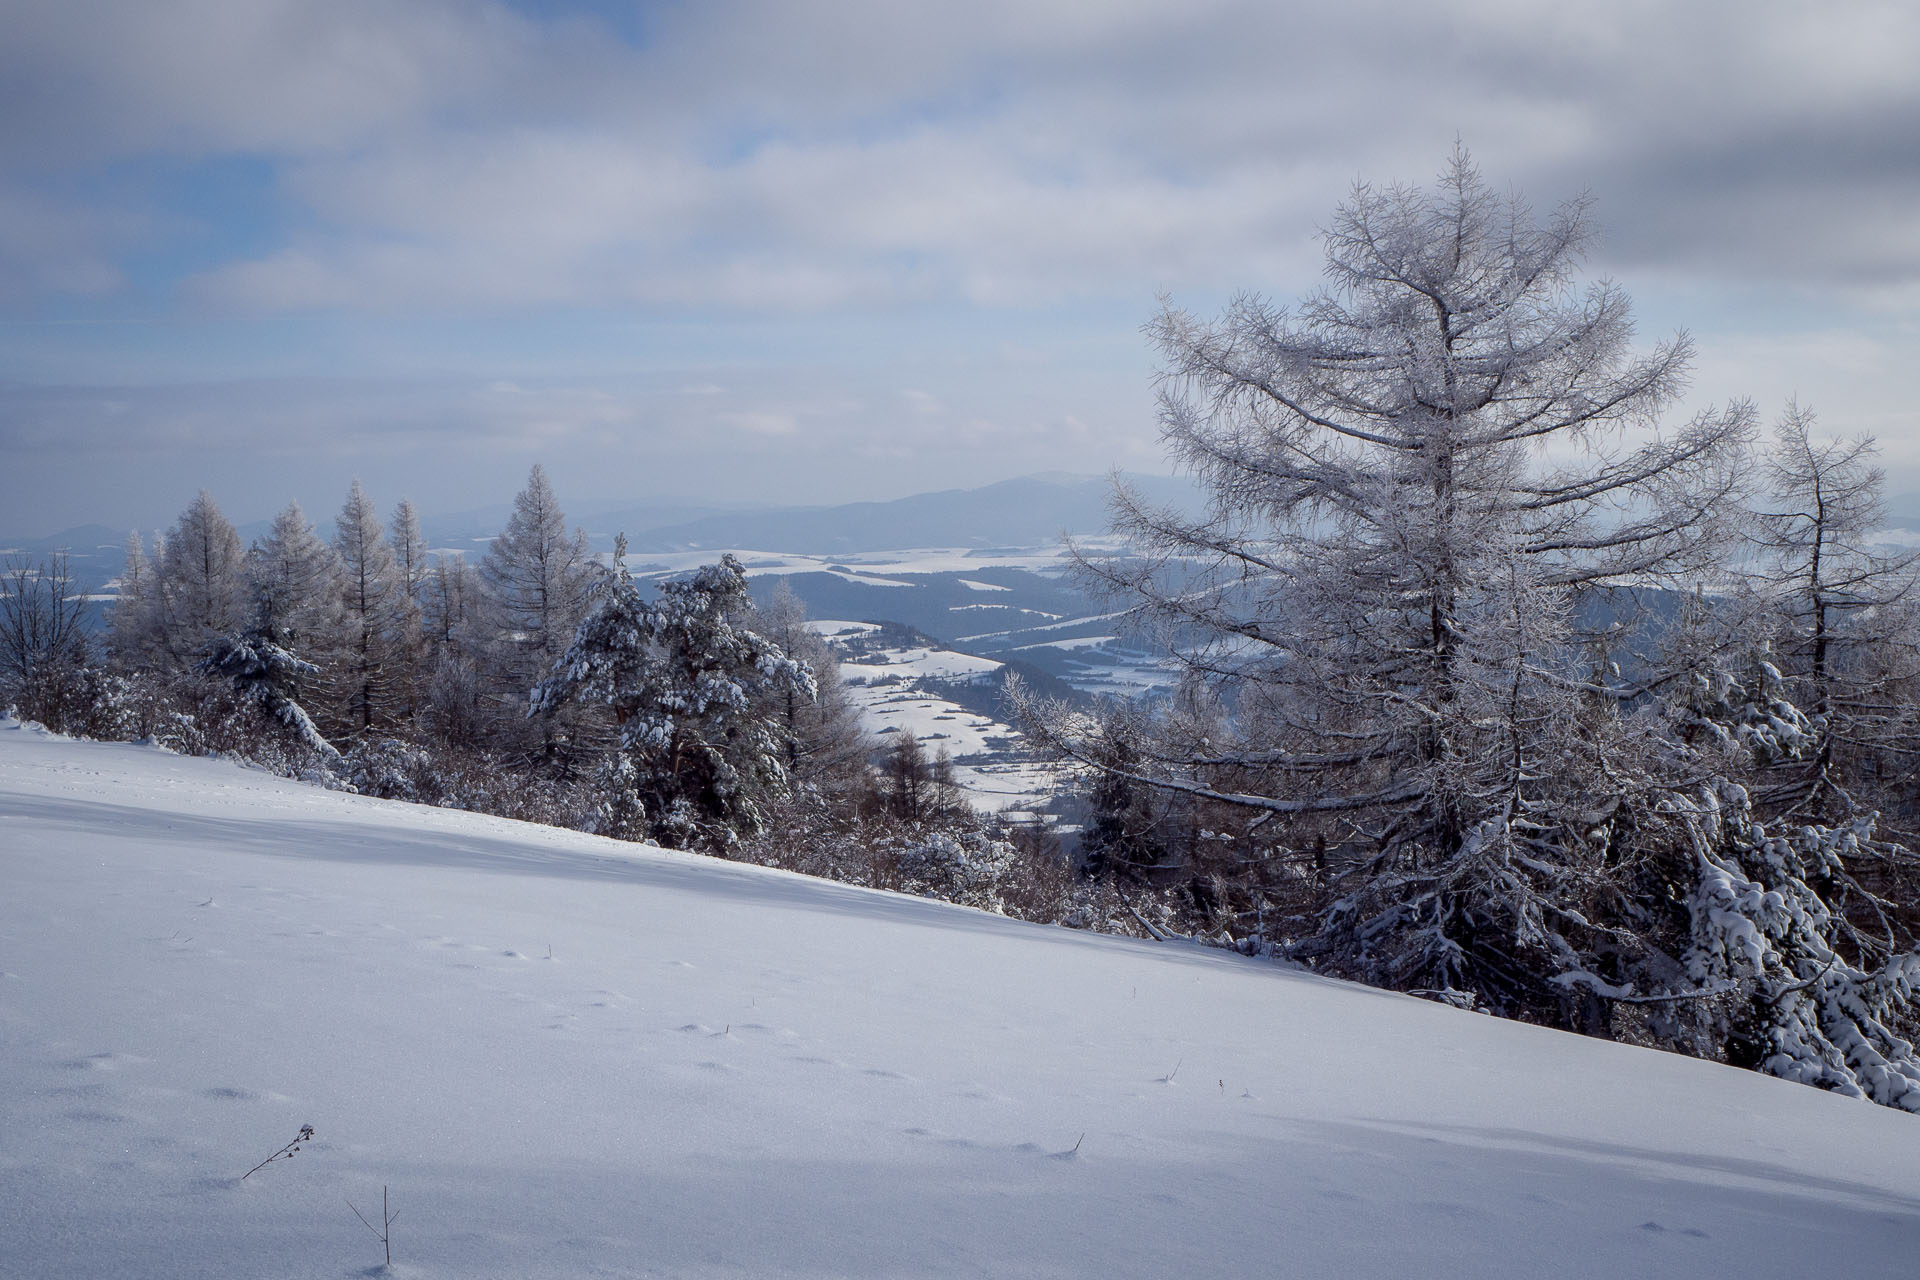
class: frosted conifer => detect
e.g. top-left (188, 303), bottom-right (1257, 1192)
top-left (533, 545), bottom-right (813, 849)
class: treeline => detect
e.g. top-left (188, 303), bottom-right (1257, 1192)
top-left (0, 466), bottom-right (1163, 932)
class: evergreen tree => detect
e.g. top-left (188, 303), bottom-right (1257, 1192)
top-left (198, 625), bottom-right (335, 759)
top-left (754, 580), bottom-right (872, 796)
top-left (533, 546), bottom-right (813, 849)
top-left (1678, 782), bottom-right (1920, 1108)
top-left (1078, 730), bottom-right (1167, 881)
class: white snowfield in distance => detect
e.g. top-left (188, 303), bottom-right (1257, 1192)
top-left (4, 721), bottom-right (1919, 1279)
top-left (822, 623), bottom-right (1062, 814)
top-left (593, 541), bottom-right (1184, 703)
top-left (625, 544), bottom-right (1090, 580)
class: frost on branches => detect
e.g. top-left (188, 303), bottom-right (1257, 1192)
top-left (1031, 147), bottom-right (1750, 1024)
top-left (197, 626), bottom-right (336, 760)
top-left (531, 544), bottom-right (814, 850)
top-left (897, 830), bottom-right (1019, 914)
top-left (1677, 781), bottom-right (1920, 1110)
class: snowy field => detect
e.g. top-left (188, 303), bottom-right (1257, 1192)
top-left (4, 721), bottom-right (1920, 1278)
top-left (628, 545), bottom-right (1084, 582)
top-left (827, 627), bottom-right (1063, 814)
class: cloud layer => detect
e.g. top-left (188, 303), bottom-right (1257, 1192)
top-left (4, 0), bottom-right (1918, 528)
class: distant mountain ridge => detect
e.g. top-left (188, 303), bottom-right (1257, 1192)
top-left (616, 473), bottom-right (1198, 554)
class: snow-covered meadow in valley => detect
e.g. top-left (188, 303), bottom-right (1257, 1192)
top-left (4, 721), bottom-right (1919, 1277)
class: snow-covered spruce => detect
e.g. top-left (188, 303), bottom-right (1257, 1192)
top-left (197, 626), bottom-right (336, 760)
top-left (532, 542), bottom-right (814, 849)
top-left (1677, 781), bottom-right (1920, 1109)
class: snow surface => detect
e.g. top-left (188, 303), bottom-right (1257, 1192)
top-left (844, 645), bottom-right (1003, 682)
top-left (4, 721), bottom-right (1920, 1278)
top-left (808, 619), bottom-right (882, 640)
top-left (1015, 635), bottom-right (1118, 652)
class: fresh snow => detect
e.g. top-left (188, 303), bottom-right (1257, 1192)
top-left (807, 619), bottom-right (882, 640)
top-left (823, 570), bottom-right (915, 588)
top-left (3, 721), bottom-right (1919, 1278)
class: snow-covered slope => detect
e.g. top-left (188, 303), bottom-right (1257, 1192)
top-left (2, 721), bottom-right (1917, 1279)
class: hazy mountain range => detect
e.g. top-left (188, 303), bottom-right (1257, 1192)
top-left (6, 472), bottom-right (1199, 563)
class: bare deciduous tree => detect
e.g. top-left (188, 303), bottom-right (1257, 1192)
top-left (0, 552), bottom-right (92, 729)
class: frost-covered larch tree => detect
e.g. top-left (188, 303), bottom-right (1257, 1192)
top-left (1031, 149), bottom-right (1753, 1020)
top-left (331, 480), bottom-right (403, 740)
top-left (418, 551), bottom-right (487, 748)
top-left (387, 498), bottom-right (430, 719)
top-left (107, 531), bottom-right (158, 672)
top-left (423, 553), bottom-right (475, 655)
top-left (481, 464), bottom-right (597, 764)
top-left (532, 546), bottom-right (814, 850)
top-left (147, 492), bottom-right (250, 668)
top-left (246, 501), bottom-right (343, 664)
top-left (754, 580), bottom-right (872, 798)
top-left (1741, 403), bottom-right (1920, 819)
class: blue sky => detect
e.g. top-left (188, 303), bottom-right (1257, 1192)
top-left (4, 0), bottom-right (1919, 533)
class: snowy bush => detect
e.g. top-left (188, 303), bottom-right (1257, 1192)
top-left (532, 547), bottom-right (813, 850)
top-left (582, 752), bottom-right (648, 841)
top-left (1673, 658), bottom-right (1815, 766)
top-left (1055, 878), bottom-right (1185, 940)
top-left (896, 830), bottom-right (1019, 912)
top-left (337, 737), bottom-right (440, 802)
top-left (1677, 781), bottom-right (1920, 1109)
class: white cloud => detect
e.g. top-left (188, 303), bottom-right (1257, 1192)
top-left (7, 0), bottom-right (1920, 531)
top-left (6, 0), bottom-right (1917, 314)
top-left (720, 409), bottom-right (800, 437)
